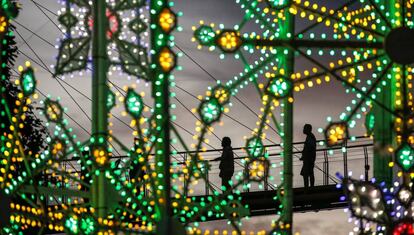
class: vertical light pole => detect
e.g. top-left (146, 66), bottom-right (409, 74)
top-left (150, 1), bottom-right (177, 233)
top-left (280, 7), bottom-right (295, 235)
top-left (373, 0), bottom-right (398, 187)
top-left (91, 0), bottom-right (109, 218)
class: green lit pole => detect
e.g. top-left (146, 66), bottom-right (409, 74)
top-left (150, 1), bottom-right (174, 233)
top-left (91, 0), bottom-right (109, 218)
top-left (280, 7), bottom-right (295, 235)
top-left (372, 0), bottom-right (397, 187)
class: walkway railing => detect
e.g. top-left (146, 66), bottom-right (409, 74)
top-left (47, 136), bottom-right (373, 203)
top-left (172, 136), bottom-right (373, 196)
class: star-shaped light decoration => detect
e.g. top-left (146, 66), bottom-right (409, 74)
top-left (55, 0), bottom-right (149, 79)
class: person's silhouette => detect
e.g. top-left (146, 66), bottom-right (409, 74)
top-left (214, 137), bottom-right (234, 191)
top-left (300, 124), bottom-right (317, 189)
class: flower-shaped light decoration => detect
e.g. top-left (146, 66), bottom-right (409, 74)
top-left (198, 98), bottom-right (223, 125)
top-left (325, 122), bottom-right (348, 147)
top-left (395, 143), bottom-right (414, 172)
top-left (55, 0), bottom-right (149, 79)
top-left (245, 136), bottom-right (265, 158)
top-left (265, 75), bottom-right (292, 99)
top-left (246, 157), bottom-right (269, 182)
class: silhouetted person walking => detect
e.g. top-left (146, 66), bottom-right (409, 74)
top-left (300, 124), bottom-right (316, 189)
top-left (214, 137), bottom-right (234, 191)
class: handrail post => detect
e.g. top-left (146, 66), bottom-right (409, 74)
top-left (323, 150), bottom-right (328, 185)
top-left (243, 161), bottom-right (248, 192)
top-left (343, 140), bottom-right (348, 178)
top-left (264, 159), bottom-right (269, 191)
top-left (364, 146), bottom-right (369, 181)
top-left (204, 160), bottom-right (209, 196)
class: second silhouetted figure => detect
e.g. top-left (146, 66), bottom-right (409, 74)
top-left (214, 137), bottom-right (234, 191)
top-left (300, 124), bottom-right (316, 189)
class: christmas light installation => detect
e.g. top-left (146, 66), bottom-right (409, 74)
top-left (2, 0), bottom-right (414, 234)
top-left (191, 0), bottom-right (414, 233)
top-left (1, 0), bottom-right (258, 234)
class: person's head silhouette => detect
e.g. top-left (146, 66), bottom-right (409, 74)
top-left (221, 137), bottom-right (231, 148)
top-left (303, 124), bottom-right (312, 135)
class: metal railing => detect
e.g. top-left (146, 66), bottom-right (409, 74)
top-left (46, 136), bottom-right (374, 201)
top-left (176, 136), bottom-right (373, 196)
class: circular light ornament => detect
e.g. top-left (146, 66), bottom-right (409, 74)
top-left (125, 88), bottom-right (144, 119)
top-left (266, 0), bottom-right (291, 10)
top-left (212, 85), bottom-right (231, 105)
top-left (385, 27), bottom-right (414, 65)
top-left (92, 146), bottom-right (108, 166)
top-left (79, 215), bottom-right (97, 235)
top-left (50, 138), bottom-right (66, 160)
top-left (325, 122), bottom-right (348, 147)
top-left (246, 157), bottom-right (269, 182)
top-left (64, 214), bottom-right (79, 235)
top-left (158, 47), bottom-right (176, 73)
top-left (198, 98), bottom-right (222, 125)
top-left (216, 30), bottom-right (242, 53)
top-left (20, 67), bottom-right (36, 97)
top-left (395, 143), bottom-right (414, 171)
top-left (265, 76), bottom-right (292, 99)
top-left (246, 136), bottom-right (265, 158)
top-left (194, 25), bottom-right (216, 46)
top-left (158, 7), bottom-right (177, 33)
top-left (44, 99), bottom-right (63, 123)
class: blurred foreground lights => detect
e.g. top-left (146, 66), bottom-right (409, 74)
top-left (397, 186), bottom-right (413, 207)
top-left (393, 222), bottom-right (414, 235)
top-left (344, 179), bottom-right (389, 224)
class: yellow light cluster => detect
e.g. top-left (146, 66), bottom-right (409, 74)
top-left (10, 203), bottom-right (43, 215)
top-left (93, 148), bottom-right (108, 165)
top-left (327, 123), bottom-right (347, 146)
top-left (0, 16), bottom-right (7, 32)
top-left (159, 8), bottom-right (176, 33)
top-left (217, 31), bottom-right (241, 51)
top-left (159, 47), bottom-right (175, 72)
top-left (10, 214), bottom-right (43, 229)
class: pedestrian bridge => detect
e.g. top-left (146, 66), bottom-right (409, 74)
top-left (172, 136), bottom-right (372, 219)
top-left (11, 136), bottom-right (373, 226)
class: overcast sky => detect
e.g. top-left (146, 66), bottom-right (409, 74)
top-left (11, 0), bottom-right (375, 233)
